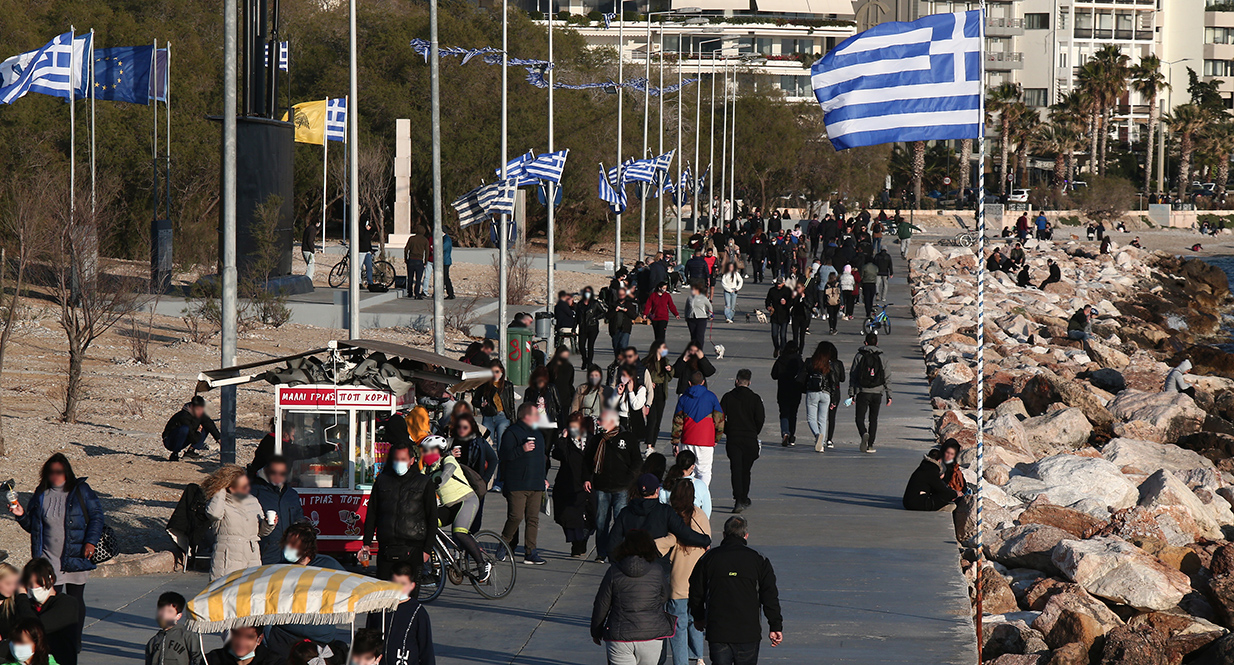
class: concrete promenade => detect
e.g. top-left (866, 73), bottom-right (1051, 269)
top-left (80, 250), bottom-right (974, 664)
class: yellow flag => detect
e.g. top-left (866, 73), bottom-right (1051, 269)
top-left (282, 100), bottom-right (327, 145)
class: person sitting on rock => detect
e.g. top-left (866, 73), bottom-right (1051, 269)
top-left (1002, 243), bottom-right (1025, 272)
top-left (1067, 304), bottom-right (1094, 341)
top-left (1130, 237), bottom-right (1142, 249)
top-left (902, 439), bottom-right (965, 511)
top-left (1038, 259), bottom-right (1061, 290)
top-left (1163, 359), bottom-right (1196, 399)
top-left (985, 248), bottom-right (1004, 274)
top-left (1016, 265), bottom-right (1032, 289)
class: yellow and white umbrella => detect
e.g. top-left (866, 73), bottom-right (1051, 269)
top-left (185, 564), bottom-right (404, 633)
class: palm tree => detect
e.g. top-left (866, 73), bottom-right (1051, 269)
top-left (1033, 123), bottom-right (1081, 203)
top-left (1168, 103), bottom-right (1210, 199)
top-left (987, 83), bottom-right (1023, 194)
top-left (1078, 45), bottom-right (1131, 176)
top-left (1012, 105), bottom-right (1040, 187)
top-left (959, 138), bottom-right (972, 201)
top-left (911, 140), bottom-right (926, 203)
top-left (1201, 120), bottom-right (1234, 197)
top-left (1131, 55), bottom-right (1169, 194)
top-left (1050, 91), bottom-right (1088, 185)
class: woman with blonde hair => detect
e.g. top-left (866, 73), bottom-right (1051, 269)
top-left (0, 562), bottom-right (18, 640)
top-left (202, 464), bottom-right (275, 580)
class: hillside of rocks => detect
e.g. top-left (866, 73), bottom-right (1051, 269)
top-left (909, 238), bottom-right (1234, 664)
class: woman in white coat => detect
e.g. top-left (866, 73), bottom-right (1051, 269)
top-left (202, 464), bottom-right (276, 580)
top-left (720, 262), bottom-right (744, 324)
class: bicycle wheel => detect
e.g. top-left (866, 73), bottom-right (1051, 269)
top-left (883, 318), bottom-right (891, 335)
top-left (957, 233), bottom-right (974, 248)
top-left (373, 260), bottom-right (397, 289)
top-left (470, 530), bottom-right (516, 599)
top-left (327, 259), bottom-right (349, 288)
top-left (419, 544), bottom-right (448, 603)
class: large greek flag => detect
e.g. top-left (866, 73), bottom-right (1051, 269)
top-left (451, 185), bottom-right (488, 228)
top-left (810, 10), bottom-right (983, 150)
top-left (0, 32), bottom-right (76, 104)
top-left (325, 97), bottom-right (346, 142)
top-left (598, 164), bottom-right (626, 214)
top-left (525, 150), bottom-right (568, 183)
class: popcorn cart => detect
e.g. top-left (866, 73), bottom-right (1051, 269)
top-left (197, 339), bottom-right (492, 554)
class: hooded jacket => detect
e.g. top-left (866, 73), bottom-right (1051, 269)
top-left (849, 345), bottom-right (891, 399)
top-left (16, 478), bottom-right (104, 574)
top-left (205, 490), bottom-right (275, 580)
top-left (146, 623), bottom-right (206, 665)
top-left (902, 455), bottom-right (957, 511)
top-left (688, 535), bottom-right (783, 644)
top-left (1164, 360), bottom-right (1193, 393)
top-left (590, 556), bottom-right (674, 643)
top-left (249, 472), bottom-right (305, 565)
top-left (671, 385), bottom-right (725, 448)
top-left (608, 497), bottom-right (711, 555)
top-left (719, 385), bottom-right (766, 443)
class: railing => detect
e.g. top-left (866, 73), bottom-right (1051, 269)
top-left (986, 51), bottom-right (1025, 62)
top-left (986, 17), bottom-right (1025, 28)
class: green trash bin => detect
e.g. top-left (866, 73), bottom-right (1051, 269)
top-left (506, 326), bottom-right (534, 386)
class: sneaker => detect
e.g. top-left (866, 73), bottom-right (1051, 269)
top-left (594, 554), bottom-right (607, 563)
top-left (496, 545), bottom-right (508, 562)
top-left (733, 502), bottom-right (745, 514)
top-left (524, 549), bottom-right (546, 565)
top-left (168, 451), bottom-right (181, 462)
top-left (814, 432), bottom-right (826, 453)
top-left (184, 447), bottom-right (202, 459)
top-left (860, 433), bottom-right (869, 453)
top-left (491, 483), bottom-right (503, 493)
top-left (826, 440), bottom-right (835, 449)
top-left (477, 561), bottom-right (493, 583)
top-left (865, 445), bottom-right (878, 454)
top-left (726, 318), bottom-right (733, 324)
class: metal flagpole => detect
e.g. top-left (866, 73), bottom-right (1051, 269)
top-left (692, 46), bottom-right (700, 236)
top-left (90, 29), bottom-right (95, 216)
top-left (639, 17), bottom-right (650, 261)
top-left (719, 60), bottom-right (728, 230)
top-left (975, 4), bottom-right (988, 660)
top-left (615, 10), bottom-right (624, 268)
top-left (430, 0), bottom-right (445, 353)
top-left (165, 42), bottom-right (172, 222)
top-left (69, 27), bottom-right (77, 228)
top-left (729, 67), bottom-right (736, 219)
top-left (221, 0), bottom-right (239, 464)
top-left (348, 0), bottom-right (361, 338)
top-left (499, 0), bottom-right (510, 359)
top-left (546, 3), bottom-right (556, 351)
top-left (322, 97), bottom-right (329, 249)
top-left (152, 40), bottom-right (159, 225)
top-left (707, 52), bottom-right (715, 225)
top-left (657, 28), bottom-right (665, 252)
top-left (675, 42), bottom-right (682, 263)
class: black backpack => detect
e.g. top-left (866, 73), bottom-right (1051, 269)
top-left (805, 370), bottom-right (827, 393)
top-left (854, 349), bottom-right (885, 389)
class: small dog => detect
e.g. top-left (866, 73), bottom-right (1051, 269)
top-left (713, 344), bottom-right (726, 359)
top-left (754, 309), bottom-right (769, 324)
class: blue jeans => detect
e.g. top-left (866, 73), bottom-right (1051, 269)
top-left (483, 413), bottom-right (512, 484)
top-left (363, 251), bottom-right (374, 285)
top-left (593, 490), bottom-right (628, 560)
top-left (612, 331), bottom-right (630, 357)
top-left (667, 598), bottom-right (704, 664)
top-left (770, 321), bottom-right (787, 353)
top-left (805, 390), bottom-right (831, 438)
top-left (872, 237), bottom-right (882, 254)
top-left (723, 291), bottom-right (737, 321)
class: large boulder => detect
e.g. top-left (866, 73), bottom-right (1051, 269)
top-left (1045, 643), bottom-right (1088, 665)
top-left (1108, 390), bottom-right (1205, 444)
top-left (1016, 503), bottom-right (1104, 539)
top-left (982, 619), bottom-right (1049, 660)
top-left (1086, 340), bottom-right (1131, 371)
top-left (1138, 469), bottom-right (1227, 540)
top-left (1005, 454), bottom-right (1140, 517)
top-left (1093, 505), bottom-right (1205, 548)
top-left (931, 361), bottom-right (976, 400)
top-left (980, 565), bottom-right (1022, 615)
top-left (1087, 368), bottom-right (1127, 394)
top-left (1021, 408), bottom-right (1093, 454)
top-left (988, 414), bottom-right (1028, 451)
top-left (986, 524), bottom-right (1073, 574)
top-left (1124, 611), bottom-right (1227, 662)
top-left (1043, 607), bottom-right (1104, 656)
top-left (1032, 588), bottom-right (1124, 641)
top-left (1028, 368), bottom-right (1116, 428)
top-left (1101, 437), bottom-right (1219, 480)
top-left (1051, 536), bottom-right (1192, 611)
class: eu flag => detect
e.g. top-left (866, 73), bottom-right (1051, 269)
top-left (94, 46), bottom-right (168, 105)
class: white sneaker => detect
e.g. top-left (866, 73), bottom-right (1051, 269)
top-left (814, 432), bottom-right (826, 453)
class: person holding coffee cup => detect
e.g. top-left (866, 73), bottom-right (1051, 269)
top-left (202, 465), bottom-right (276, 580)
top-left (250, 456), bottom-right (305, 565)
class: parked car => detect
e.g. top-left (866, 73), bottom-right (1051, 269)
top-left (1007, 189), bottom-right (1030, 203)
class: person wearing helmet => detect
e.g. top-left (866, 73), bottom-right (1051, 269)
top-left (419, 435), bottom-right (490, 582)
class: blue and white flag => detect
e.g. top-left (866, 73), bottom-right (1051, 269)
top-left (325, 97), bottom-right (347, 142)
top-left (265, 41), bottom-right (289, 72)
top-left (652, 150), bottom-right (674, 174)
top-left (810, 10), bottom-right (982, 150)
top-left (697, 163), bottom-right (710, 192)
top-left (598, 164), bottom-right (626, 214)
top-left (525, 150), bottom-right (568, 183)
top-left (679, 164), bottom-right (693, 196)
top-left (478, 179), bottom-right (518, 215)
top-left (622, 158), bottom-right (657, 184)
top-left (0, 32), bottom-right (78, 105)
top-left (602, 12), bottom-right (617, 29)
top-left (451, 185), bottom-right (490, 228)
top-left (498, 151), bottom-right (539, 187)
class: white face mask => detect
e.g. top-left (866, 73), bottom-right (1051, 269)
top-left (31, 586), bottom-right (51, 604)
top-left (659, 349), bottom-right (669, 358)
top-left (230, 647), bottom-right (257, 662)
top-left (10, 643), bottom-right (33, 663)
top-left (283, 546), bottom-right (301, 563)
top-left (392, 460), bottom-right (411, 476)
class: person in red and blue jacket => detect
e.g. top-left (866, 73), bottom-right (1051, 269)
top-left (671, 372), bottom-right (725, 488)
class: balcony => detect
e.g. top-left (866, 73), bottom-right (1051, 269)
top-left (986, 51), bottom-right (1025, 70)
top-left (986, 17), bottom-right (1025, 36)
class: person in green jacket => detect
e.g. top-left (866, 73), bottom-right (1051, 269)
top-left (2, 618), bottom-right (58, 665)
top-left (896, 217), bottom-right (922, 259)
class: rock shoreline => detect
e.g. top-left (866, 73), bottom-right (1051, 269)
top-left (909, 238), bottom-right (1234, 664)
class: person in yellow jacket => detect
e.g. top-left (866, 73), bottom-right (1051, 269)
top-left (419, 436), bottom-right (491, 582)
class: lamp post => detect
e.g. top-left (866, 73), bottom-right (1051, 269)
top-left (1159, 57), bottom-right (1190, 195)
top-left (544, 1), bottom-right (556, 350)
top-left (693, 37), bottom-right (725, 239)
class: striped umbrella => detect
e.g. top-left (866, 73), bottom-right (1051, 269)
top-left (185, 564), bottom-right (404, 634)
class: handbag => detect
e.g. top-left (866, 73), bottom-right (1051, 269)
top-left (74, 485), bottom-right (117, 564)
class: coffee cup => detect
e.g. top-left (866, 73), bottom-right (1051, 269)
top-left (265, 510), bottom-right (277, 525)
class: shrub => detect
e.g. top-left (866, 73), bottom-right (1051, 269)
top-left (1071, 175), bottom-right (1135, 223)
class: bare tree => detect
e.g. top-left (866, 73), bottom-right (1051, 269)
top-left (328, 142), bottom-right (392, 249)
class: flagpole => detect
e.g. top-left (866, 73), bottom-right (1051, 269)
top-left (707, 51), bottom-right (715, 226)
top-left (692, 44), bottom-right (701, 237)
top-left (639, 16), bottom-right (651, 262)
top-left (657, 27), bottom-right (665, 252)
top-left (615, 10), bottom-right (624, 269)
top-left (729, 68), bottom-right (736, 220)
top-left (348, 0), bottom-right (361, 338)
top-left (975, 4), bottom-right (988, 661)
top-left (221, 0), bottom-right (240, 465)
top-left (69, 27), bottom-right (77, 230)
top-left (152, 39), bottom-right (159, 226)
top-left (719, 59), bottom-right (728, 230)
top-left (675, 42), bottom-right (682, 263)
top-left (323, 96), bottom-right (330, 250)
top-left (165, 42), bottom-right (172, 222)
top-left (89, 29), bottom-right (96, 216)
top-left (430, 0), bottom-right (445, 354)
top-left (499, 0), bottom-right (510, 359)
top-left (546, 2), bottom-right (556, 350)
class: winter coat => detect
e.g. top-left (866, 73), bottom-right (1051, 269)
top-left (770, 353), bottom-right (805, 406)
top-left (146, 623), bottom-right (206, 665)
top-left (442, 234), bottom-right (453, 266)
top-left (575, 297), bottom-right (607, 331)
top-left (1067, 309), bottom-right (1091, 336)
top-left (554, 300), bottom-right (577, 328)
top-left (688, 535), bottom-right (783, 645)
top-left (16, 592), bottom-right (80, 665)
top-left (590, 556), bottom-right (674, 643)
top-left (363, 466), bottom-right (438, 549)
top-left (583, 428), bottom-right (643, 494)
top-left (451, 433), bottom-right (498, 485)
top-left (249, 472), bottom-right (305, 565)
top-left (720, 386), bottom-right (765, 444)
top-left (608, 382), bottom-right (648, 420)
top-left (205, 645), bottom-right (281, 665)
top-left (608, 297), bottom-right (640, 334)
top-left (648, 260), bottom-right (669, 289)
top-left (1164, 360), bottom-right (1193, 393)
top-left (903, 455), bottom-right (958, 511)
top-left (849, 345), bottom-right (892, 399)
top-left (873, 251), bottom-right (893, 277)
top-left (498, 422), bottom-right (548, 493)
top-left (162, 407), bottom-right (221, 450)
top-left (671, 385), bottom-right (725, 448)
top-left (684, 256), bottom-right (710, 283)
top-left (764, 285), bottom-right (793, 324)
top-left (643, 291), bottom-right (679, 322)
top-left (668, 507), bottom-right (712, 599)
top-left (608, 497), bottom-right (711, 558)
top-left (404, 233), bottom-right (431, 264)
top-left (721, 271), bottom-right (744, 294)
top-left (205, 490), bottom-right (274, 579)
top-left (859, 261), bottom-right (879, 283)
top-left (523, 383), bottom-right (561, 425)
top-left (572, 384), bottom-right (612, 420)
top-left (684, 294), bottom-right (712, 319)
top-left (17, 479), bottom-right (105, 574)
top-left (672, 355), bottom-right (716, 395)
top-left (473, 380), bottom-right (516, 420)
top-left (552, 433), bottom-right (593, 531)
top-left (839, 270), bottom-right (855, 291)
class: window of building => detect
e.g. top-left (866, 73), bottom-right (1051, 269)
top-left (1208, 27), bottom-right (1234, 44)
top-left (755, 38), bottom-right (774, 56)
top-left (1205, 59), bottom-right (1234, 77)
top-left (1023, 88), bottom-right (1048, 107)
top-left (1025, 13), bottom-right (1050, 29)
top-left (779, 75), bottom-right (812, 97)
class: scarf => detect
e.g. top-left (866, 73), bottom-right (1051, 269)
top-left (592, 429), bottom-right (618, 475)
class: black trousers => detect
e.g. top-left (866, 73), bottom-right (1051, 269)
top-left (710, 641), bottom-right (760, 665)
top-left (854, 392), bottom-right (882, 444)
top-left (791, 317), bottom-right (807, 351)
top-left (645, 383), bottom-right (668, 448)
top-left (579, 327), bottom-right (600, 367)
top-left (770, 321), bottom-right (788, 353)
top-left (687, 317), bottom-right (707, 347)
top-left (376, 540), bottom-right (428, 586)
top-left (652, 319), bottom-right (669, 343)
top-left (407, 259), bottom-right (426, 297)
top-left (826, 304), bottom-right (841, 332)
top-left (727, 438), bottom-right (758, 503)
top-left (862, 282), bottom-right (877, 317)
top-left (843, 292), bottom-right (856, 317)
top-left (56, 583), bottom-right (85, 656)
top-left (443, 264), bottom-right (455, 297)
top-left (752, 257), bottom-right (765, 282)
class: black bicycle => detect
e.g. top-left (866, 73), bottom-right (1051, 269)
top-left (419, 527), bottom-right (516, 602)
top-left (328, 245), bottom-right (396, 289)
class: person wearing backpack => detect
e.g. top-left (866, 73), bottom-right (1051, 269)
top-left (804, 341), bottom-right (844, 453)
top-left (847, 333), bottom-right (891, 454)
top-left (822, 274), bottom-right (843, 335)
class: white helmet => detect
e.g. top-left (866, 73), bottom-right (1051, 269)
top-left (421, 435), bottom-right (448, 451)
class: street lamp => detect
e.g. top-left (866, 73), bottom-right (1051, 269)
top-left (693, 37), bottom-right (726, 237)
top-left (542, 0), bottom-right (556, 350)
top-left (1159, 57), bottom-right (1191, 195)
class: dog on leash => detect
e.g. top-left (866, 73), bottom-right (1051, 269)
top-left (713, 343), bottom-right (725, 359)
top-left (754, 309), bottom-right (769, 324)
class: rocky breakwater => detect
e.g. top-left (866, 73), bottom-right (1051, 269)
top-left (909, 239), bottom-right (1234, 664)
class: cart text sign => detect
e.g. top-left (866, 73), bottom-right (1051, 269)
top-left (300, 491), bottom-right (371, 543)
top-left (278, 387), bottom-right (394, 408)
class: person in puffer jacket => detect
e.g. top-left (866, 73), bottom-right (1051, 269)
top-left (671, 372), bottom-right (725, 487)
top-left (590, 530), bottom-right (674, 665)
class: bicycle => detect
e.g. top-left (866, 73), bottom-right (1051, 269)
top-left (863, 302), bottom-right (892, 336)
top-left (419, 527), bottom-right (516, 602)
top-left (328, 244), bottom-right (397, 289)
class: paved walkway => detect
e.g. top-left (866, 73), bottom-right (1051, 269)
top-left (82, 252), bottom-right (974, 664)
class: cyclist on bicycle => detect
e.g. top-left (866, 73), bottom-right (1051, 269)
top-left (419, 435), bottom-right (491, 582)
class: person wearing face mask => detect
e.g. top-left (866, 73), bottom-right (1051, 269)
top-left (473, 360), bottom-right (516, 453)
top-left (523, 368), bottom-right (561, 429)
top-left (643, 281), bottom-right (679, 344)
top-left (202, 465), bottom-right (275, 581)
top-left (571, 365), bottom-right (611, 421)
top-left (902, 440), bottom-right (966, 511)
top-left (551, 412), bottom-right (595, 558)
top-left (419, 436), bottom-right (490, 580)
top-left (574, 287), bottom-right (606, 368)
top-left (1, 619), bottom-right (55, 665)
top-left (641, 342), bottom-right (675, 453)
top-left (9, 453), bottom-right (102, 649)
top-left (608, 366), bottom-right (649, 440)
top-left (0, 563), bottom-right (18, 640)
top-left (583, 410), bottom-right (643, 563)
top-left (361, 444), bottom-right (437, 583)
top-left (262, 524), bottom-right (345, 658)
top-left (205, 626), bottom-right (279, 665)
top-left (15, 559), bottom-right (79, 665)
top-left (248, 456), bottom-right (304, 565)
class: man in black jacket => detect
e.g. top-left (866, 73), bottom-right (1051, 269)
top-left (499, 404), bottom-right (549, 565)
top-left (689, 516), bottom-right (783, 665)
top-left (249, 456), bottom-right (305, 564)
top-left (903, 442), bottom-right (964, 511)
top-left (684, 250), bottom-right (710, 285)
top-left (720, 369), bottom-right (765, 513)
top-left (764, 277), bottom-right (793, 358)
top-left (584, 410), bottom-right (643, 563)
top-left (608, 473), bottom-right (711, 557)
top-left (361, 443), bottom-right (438, 582)
top-left (607, 287), bottom-right (639, 358)
top-left (162, 395), bottom-right (221, 461)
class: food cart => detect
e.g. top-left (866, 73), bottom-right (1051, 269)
top-left (197, 339), bottom-right (492, 554)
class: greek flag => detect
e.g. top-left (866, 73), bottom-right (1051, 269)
top-left (679, 164), bottom-right (693, 196)
top-left (478, 179), bottom-right (518, 215)
top-left (623, 158), bottom-right (657, 184)
top-left (265, 41), bottom-right (289, 72)
top-left (810, 10), bottom-right (983, 150)
top-left (697, 163), bottom-right (710, 192)
top-left (451, 185), bottom-right (489, 228)
top-left (598, 164), bottom-right (626, 213)
top-left (0, 32), bottom-right (77, 104)
top-left (498, 151), bottom-right (540, 187)
top-left (325, 97), bottom-right (347, 142)
top-left (652, 150), bottom-right (674, 174)
top-left (525, 150), bottom-right (568, 183)
top-left (602, 12), bottom-right (617, 29)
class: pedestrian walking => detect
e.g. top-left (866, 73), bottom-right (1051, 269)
top-left (873, 248), bottom-right (893, 302)
top-left (524, 367), bottom-right (562, 428)
top-left (671, 372), bottom-right (725, 487)
top-left (720, 370), bottom-right (765, 513)
top-left (499, 404), bottom-right (549, 565)
top-left (688, 516), bottom-right (783, 665)
top-left (764, 277), bottom-right (792, 358)
top-left (789, 283), bottom-right (810, 352)
top-left (201, 465), bottom-right (274, 580)
top-left (547, 346), bottom-right (576, 419)
top-left (448, 414), bottom-right (497, 533)
top-left (822, 274), bottom-right (843, 334)
top-left (301, 220), bottom-right (320, 281)
top-left (0, 562), bottom-right (19, 640)
top-left (642, 342), bottom-right (675, 452)
top-left (572, 365), bottom-right (611, 421)
top-left (403, 226), bottom-right (430, 300)
top-left (608, 287), bottom-right (640, 357)
top-left (552, 413), bottom-right (595, 558)
top-left (248, 455), bottom-right (304, 565)
top-left (659, 449), bottom-right (712, 517)
top-left (161, 395), bottom-right (221, 461)
top-left (609, 366), bottom-right (649, 440)
top-left (848, 333), bottom-right (892, 454)
top-left (671, 342), bottom-right (715, 395)
top-left (859, 260), bottom-right (878, 318)
top-left (381, 562), bottom-right (435, 665)
top-left (607, 474), bottom-right (711, 556)
top-left (804, 341), bottom-right (844, 453)
top-left (838, 265), bottom-right (856, 319)
top-left (361, 443), bottom-right (438, 582)
top-left (589, 531), bottom-right (674, 665)
top-left (720, 263), bottom-right (744, 323)
top-left (474, 360), bottom-right (516, 452)
top-left (684, 283), bottom-right (712, 349)
top-left (440, 231), bottom-right (455, 299)
top-left (584, 410), bottom-right (643, 563)
top-left (664, 480), bottom-right (711, 665)
top-left (897, 218), bottom-right (919, 258)
top-left (144, 591), bottom-right (204, 665)
top-left (9, 453), bottom-right (103, 648)
top-left (644, 282), bottom-right (679, 344)
top-left (575, 287), bottom-right (606, 368)
top-left (359, 218), bottom-right (377, 287)
top-left (769, 341), bottom-right (804, 447)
